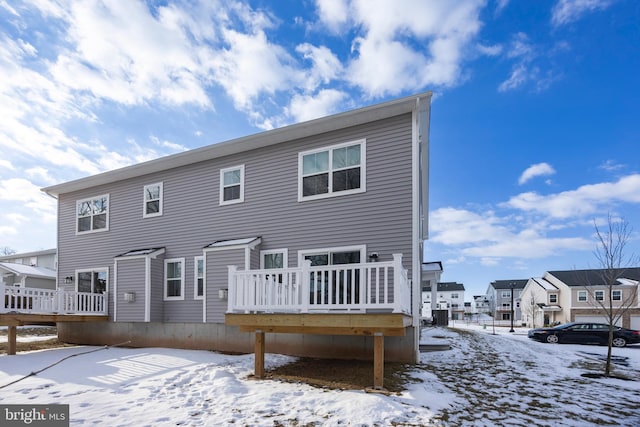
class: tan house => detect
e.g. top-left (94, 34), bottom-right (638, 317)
top-left (520, 268), bottom-right (640, 329)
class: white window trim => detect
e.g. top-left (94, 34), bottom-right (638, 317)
top-left (549, 293), bottom-right (558, 303)
top-left (164, 258), bottom-right (185, 301)
top-left (219, 165), bottom-right (245, 206)
top-left (501, 291), bottom-right (511, 298)
top-left (577, 290), bottom-right (588, 302)
top-left (194, 256), bottom-right (204, 300)
top-left (612, 290), bottom-right (622, 301)
top-left (297, 244), bottom-right (366, 267)
top-left (260, 249), bottom-right (289, 269)
top-left (74, 268), bottom-right (109, 293)
top-left (298, 139), bottom-right (366, 202)
top-left (75, 194), bottom-right (110, 235)
top-left (143, 182), bottom-right (163, 218)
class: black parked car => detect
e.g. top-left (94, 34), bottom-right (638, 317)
top-left (527, 322), bottom-right (640, 347)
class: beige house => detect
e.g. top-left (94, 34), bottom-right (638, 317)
top-left (520, 268), bottom-right (640, 329)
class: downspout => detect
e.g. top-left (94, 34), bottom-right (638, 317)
top-left (412, 93), bottom-right (432, 362)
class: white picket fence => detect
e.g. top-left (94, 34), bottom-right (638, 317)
top-left (228, 253), bottom-right (411, 314)
top-left (0, 284), bottom-right (108, 315)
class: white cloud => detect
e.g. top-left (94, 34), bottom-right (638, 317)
top-left (0, 225), bottom-right (18, 236)
top-left (551, 0), bottom-right (613, 27)
top-left (286, 89), bottom-right (348, 123)
top-left (0, 178), bottom-right (57, 220)
top-left (505, 174), bottom-right (640, 219)
top-left (599, 159), bottom-right (625, 172)
top-left (25, 167), bottom-right (56, 184)
top-left (315, 0), bottom-right (349, 33)
top-left (0, 159), bottom-right (15, 171)
top-left (344, 0), bottom-right (484, 96)
top-left (518, 162), bottom-right (556, 185)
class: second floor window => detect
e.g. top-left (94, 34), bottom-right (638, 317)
top-left (549, 294), bottom-right (558, 304)
top-left (299, 140), bottom-right (365, 201)
top-left (612, 290), bottom-right (622, 301)
top-left (501, 291), bottom-right (511, 298)
top-left (451, 293), bottom-right (459, 299)
top-left (220, 165), bottom-right (244, 205)
top-left (76, 195), bottom-right (109, 234)
top-left (595, 290), bottom-right (604, 301)
top-left (143, 183), bottom-right (163, 218)
top-left (577, 291), bottom-right (587, 302)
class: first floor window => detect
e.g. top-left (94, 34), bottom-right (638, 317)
top-left (502, 303), bottom-right (511, 309)
top-left (76, 195), bottom-right (109, 233)
top-left (299, 140), bottom-right (365, 200)
top-left (595, 290), bottom-right (604, 301)
top-left (220, 165), bottom-right (244, 205)
top-left (502, 313), bottom-right (511, 320)
top-left (612, 290), bottom-right (622, 301)
top-left (194, 256), bottom-right (204, 299)
top-left (261, 249), bottom-right (288, 269)
top-left (77, 269), bottom-right (108, 294)
top-left (165, 258), bottom-right (185, 300)
top-left (143, 183), bottom-right (163, 217)
top-left (577, 291), bottom-right (587, 302)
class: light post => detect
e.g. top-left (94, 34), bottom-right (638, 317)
top-left (509, 282), bottom-right (515, 333)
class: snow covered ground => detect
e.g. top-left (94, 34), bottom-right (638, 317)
top-left (1, 324), bottom-right (639, 426)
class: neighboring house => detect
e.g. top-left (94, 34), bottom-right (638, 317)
top-left (421, 261), bottom-right (443, 321)
top-left (521, 268), bottom-right (640, 329)
top-left (472, 295), bottom-right (490, 315)
top-left (486, 279), bottom-right (528, 324)
top-left (0, 262), bottom-right (57, 289)
top-left (519, 277), bottom-right (561, 328)
top-left (422, 282), bottom-right (465, 320)
top-left (42, 93), bottom-right (432, 364)
top-left (0, 248), bottom-right (57, 271)
top-left (0, 248), bottom-right (57, 290)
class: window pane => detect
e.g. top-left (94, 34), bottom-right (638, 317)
top-left (346, 144), bottom-right (361, 167)
top-left (78, 272), bottom-right (92, 293)
top-left (305, 254), bottom-right (329, 266)
top-left (264, 253), bottom-right (283, 269)
top-left (78, 201), bottom-right (91, 216)
top-left (167, 262), bottom-right (181, 279)
top-left (146, 185), bottom-right (160, 200)
top-left (223, 185), bottom-right (240, 201)
top-left (197, 259), bottom-right (204, 276)
top-left (333, 167), bottom-right (360, 192)
top-left (303, 152), bottom-right (329, 175)
top-left (197, 278), bottom-right (204, 296)
top-left (224, 169), bottom-right (241, 186)
top-left (302, 174), bottom-right (328, 196)
top-left (331, 251), bottom-right (360, 264)
top-left (146, 200), bottom-right (160, 214)
top-left (94, 197), bottom-right (108, 214)
top-left (332, 147), bottom-right (347, 169)
top-left (78, 217), bottom-right (91, 232)
top-left (93, 214), bottom-right (107, 230)
top-left (167, 279), bottom-right (181, 297)
top-left (95, 272), bottom-right (107, 293)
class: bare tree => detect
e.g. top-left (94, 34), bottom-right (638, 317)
top-left (522, 293), bottom-right (539, 328)
top-left (588, 214), bottom-right (639, 376)
top-left (0, 247), bottom-right (16, 256)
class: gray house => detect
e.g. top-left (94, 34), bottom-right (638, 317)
top-left (486, 279), bottom-right (528, 324)
top-left (42, 93), bottom-right (432, 368)
top-left (0, 248), bottom-right (57, 289)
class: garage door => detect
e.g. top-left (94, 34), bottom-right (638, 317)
top-left (631, 316), bottom-right (640, 330)
top-left (574, 315), bottom-right (622, 326)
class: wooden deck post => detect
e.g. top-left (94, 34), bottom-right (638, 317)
top-left (255, 330), bottom-right (265, 378)
top-left (7, 325), bottom-right (17, 355)
top-left (373, 332), bottom-right (384, 389)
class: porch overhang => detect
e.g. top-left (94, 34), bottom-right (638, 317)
top-left (225, 312), bottom-right (412, 336)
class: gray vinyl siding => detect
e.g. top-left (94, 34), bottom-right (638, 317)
top-left (115, 258), bottom-right (145, 322)
top-left (150, 257), bottom-right (164, 322)
top-left (57, 113), bottom-right (414, 323)
top-left (205, 248), bottom-right (245, 323)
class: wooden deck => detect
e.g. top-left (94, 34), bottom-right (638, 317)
top-left (226, 312), bottom-right (412, 390)
top-left (1, 313), bottom-right (108, 355)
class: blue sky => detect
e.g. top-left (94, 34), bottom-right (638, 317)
top-left (1, 0), bottom-right (639, 297)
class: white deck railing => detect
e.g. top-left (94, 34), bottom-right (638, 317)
top-left (228, 253), bottom-right (411, 315)
top-left (0, 284), bottom-right (108, 315)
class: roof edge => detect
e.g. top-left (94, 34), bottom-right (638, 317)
top-left (43, 92), bottom-right (432, 197)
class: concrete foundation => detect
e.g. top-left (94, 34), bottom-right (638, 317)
top-left (56, 321), bottom-right (417, 363)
